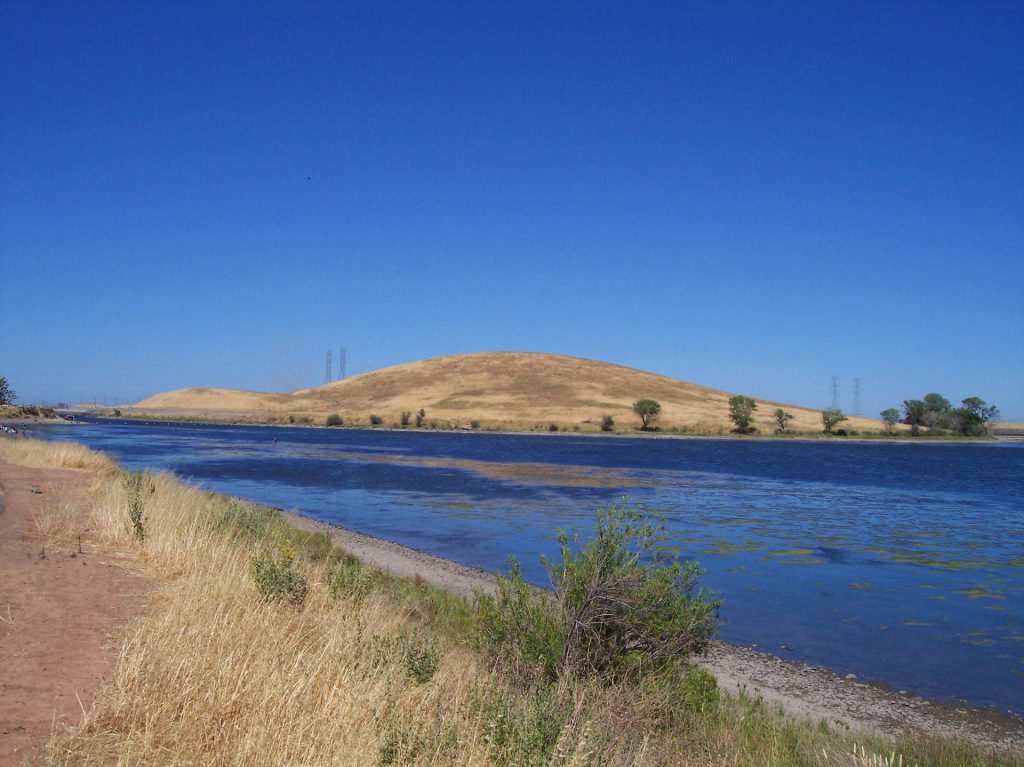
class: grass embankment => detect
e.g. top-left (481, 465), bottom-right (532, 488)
top-left (3, 438), bottom-right (1015, 766)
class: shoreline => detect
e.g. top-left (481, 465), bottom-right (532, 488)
top-left (283, 509), bottom-right (1024, 753)
top-left (67, 412), bottom-right (1009, 446)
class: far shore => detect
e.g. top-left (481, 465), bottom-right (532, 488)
top-left (58, 409), bottom-right (1012, 445)
top-left (281, 508), bottom-right (1024, 753)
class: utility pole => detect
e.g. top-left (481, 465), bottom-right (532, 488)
top-left (853, 377), bottom-right (862, 416)
top-left (324, 350), bottom-right (332, 384)
top-left (339, 346), bottom-right (347, 380)
top-left (830, 376), bottom-right (839, 409)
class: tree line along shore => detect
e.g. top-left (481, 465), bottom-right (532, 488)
top-left (82, 390), bottom-right (1004, 442)
top-left (0, 437), bottom-right (1020, 766)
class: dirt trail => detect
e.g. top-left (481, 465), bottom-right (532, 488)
top-left (0, 461), bottom-right (149, 766)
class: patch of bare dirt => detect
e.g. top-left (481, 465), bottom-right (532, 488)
top-left (0, 461), bottom-right (149, 766)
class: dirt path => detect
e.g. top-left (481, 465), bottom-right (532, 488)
top-left (0, 461), bottom-right (149, 766)
top-left (286, 511), bottom-right (1024, 754)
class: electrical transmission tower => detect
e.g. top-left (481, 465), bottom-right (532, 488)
top-left (830, 376), bottom-right (839, 409)
top-left (339, 346), bottom-right (347, 380)
top-left (324, 350), bottom-right (333, 384)
top-left (853, 377), bottom-right (862, 416)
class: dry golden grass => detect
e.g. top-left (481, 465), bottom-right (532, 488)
top-left (0, 438), bottom-right (118, 474)
top-left (11, 440), bottom-right (1012, 767)
top-left (133, 352), bottom-right (886, 433)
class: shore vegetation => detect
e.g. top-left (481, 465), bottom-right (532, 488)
top-left (728, 395), bottom-right (757, 433)
top-left (632, 399), bottom-right (661, 431)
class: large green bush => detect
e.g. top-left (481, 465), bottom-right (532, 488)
top-left (477, 505), bottom-right (719, 685)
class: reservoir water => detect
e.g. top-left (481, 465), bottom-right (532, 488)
top-left (30, 419), bottom-right (1024, 715)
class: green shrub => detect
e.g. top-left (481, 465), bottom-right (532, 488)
top-left (548, 423), bottom-right (559, 432)
top-left (325, 413), bottom-right (343, 427)
top-left (601, 415), bottom-right (615, 431)
top-left (400, 411), bottom-right (412, 426)
top-left (251, 546), bottom-right (308, 606)
top-left (123, 470), bottom-right (151, 541)
top-left (372, 631), bottom-right (441, 684)
top-left (415, 408), bottom-right (426, 427)
top-left (481, 683), bottom-right (564, 766)
top-left (369, 414), bottom-right (384, 426)
top-left (672, 666), bottom-right (720, 714)
top-left (328, 557), bottom-right (369, 602)
top-left (471, 419), bottom-right (480, 430)
top-left (403, 631), bottom-right (441, 684)
top-left (476, 561), bottom-right (563, 682)
top-left (477, 505), bottom-right (719, 685)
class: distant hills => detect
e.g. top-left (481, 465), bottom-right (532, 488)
top-left (132, 352), bottom-right (882, 433)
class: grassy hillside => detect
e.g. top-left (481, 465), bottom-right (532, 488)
top-left (134, 352), bottom-right (883, 432)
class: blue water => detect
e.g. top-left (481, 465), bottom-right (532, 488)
top-left (30, 419), bottom-right (1024, 714)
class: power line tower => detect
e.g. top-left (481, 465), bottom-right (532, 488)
top-left (853, 377), bottom-right (862, 416)
top-left (339, 346), bottom-right (347, 380)
top-left (830, 376), bottom-right (839, 409)
top-left (324, 350), bottom-right (333, 384)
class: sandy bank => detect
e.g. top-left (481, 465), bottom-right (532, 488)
top-left (284, 510), bottom-right (1024, 754)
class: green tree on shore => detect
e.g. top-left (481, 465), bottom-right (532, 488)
top-left (773, 408), bottom-right (793, 432)
top-left (0, 377), bottom-right (15, 406)
top-left (822, 408), bottom-right (848, 433)
top-left (880, 408), bottom-right (901, 434)
top-left (633, 399), bottom-right (661, 431)
top-left (728, 396), bottom-right (757, 433)
top-left (951, 397), bottom-right (999, 436)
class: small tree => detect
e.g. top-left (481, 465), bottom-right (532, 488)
top-left (773, 408), bottom-right (793, 432)
top-left (400, 411), bottom-right (412, 426)
top-left (0, 377), bottom-right (15, 406)
top-left (954, 397), bottom-right (999, 436)
top-left (960, 396), bottom-right (999, 424)
top-left (728, 395), bottom-right (757, 433)
top-left (369, 414), bottom-right (383, 426)
top-left (415, 408), bottom-right (426, 427)
top-left (880, 408), bottom-right (901, 434)
top-left (902, 399), bottom-right (926, 427)
top-left (822, 408), bottom-right (848, 433)
top-left (633, 399), bottom-right (661, 430)
top-left (325, 413), bottom-right (343, 427)
top-left (601, 415), bottom-right (615, 432)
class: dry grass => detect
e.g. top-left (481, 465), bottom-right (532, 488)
top-left (31, 495), bottom-right (88, 552)
top-left (0, 437), bottom-right (118, 474)
top-left (10, 439), bottom-right (1014, 767)
top-left (132, 352), bottom-right (887, 433)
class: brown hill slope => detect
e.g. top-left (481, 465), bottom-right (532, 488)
top-left (134, 352), bottom-right (881, 432)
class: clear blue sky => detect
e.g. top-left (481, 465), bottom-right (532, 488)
top-left (2, 1), bottom-right (1021, 418)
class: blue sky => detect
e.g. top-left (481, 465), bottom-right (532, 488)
top-left (2, 1), bottom-right (1021, 418)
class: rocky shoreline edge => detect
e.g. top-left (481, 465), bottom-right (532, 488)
top-left (284, 510), bottom-right (1023, 754)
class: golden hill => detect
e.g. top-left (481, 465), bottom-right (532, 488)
top-left (133, 352), bottom-right (882, 433)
